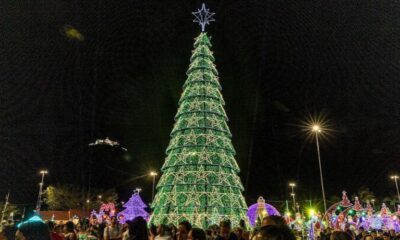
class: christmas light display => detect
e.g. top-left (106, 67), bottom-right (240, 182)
top-left (118, 189), bottom-right (149, 224)
top-left (100, 203), bottom-right (116, 217)
top-left (323, 190), bottom-right (400, 232)
top-left (247, 196), bottom-right (280, 227)
top-left (149, 4), bottom-right (248, 228)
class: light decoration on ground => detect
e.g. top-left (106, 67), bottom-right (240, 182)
top-left (100, 203), bottom-right (116, 217)
top-left (118, 188), bottom-right (149, 224)
top-left (247, 196), bottom-right (280, 227)
top-left (89, 202), bottom-right (116, 224)
top-left (149, 4), bottom-right (248, 228)
top-left (323, 190), bottom-right (400, 232)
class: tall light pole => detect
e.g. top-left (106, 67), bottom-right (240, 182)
top-left (312, 125), bottom-right (327, 212)
top-left (1, 192), bottom-right (10, 226)
top-left (150, 171), bottom-right (158, 201)
top-left (36, 170), bottom-right (48, 211)
top-left (391, 175), bottom-right (400, 203)
top-left (289, 183), bottom-right (296, 212)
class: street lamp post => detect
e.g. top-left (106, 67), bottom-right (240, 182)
top-left (391, 175), bottom-right (400, 203)
top-left (312, 125), bottom-right (327, 213)
top-left (289, 183), bottom-right (296, 212)
top-left (150, 171), bottom-right (158, 201)
top-left (36, 170), bottom-right (48, 211)
top-left (0, 192), bottom-right (10, 226)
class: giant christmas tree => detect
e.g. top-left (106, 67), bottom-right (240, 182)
top-left (149, 4), bottom-right (248, 228)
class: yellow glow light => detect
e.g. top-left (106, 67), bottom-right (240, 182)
top-left (298, 112), bottom-right (334, 143)
top-left (312, 125), bottom-right (320, 132)
top-left (308, 208), bottom-right (315, 216)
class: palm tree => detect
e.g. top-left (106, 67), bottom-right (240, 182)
top-left (355, 186), bottom-right (376, 203)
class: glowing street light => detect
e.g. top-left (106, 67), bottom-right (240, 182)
top-left (36, 170), bottom-right (48, 211)
top-left (391, 175), bottom-right (400, 203)
top-left (149, 171), bottom-right (158, 201)
top-left (289, 183), bottom-right (296, 212)
top-left (311, 124), bottom-right (327, 213)
top-left (308, 208), bottom-right (316, 217)
top-left (98, 195), bottom-right (102, 200)
top-left (312, 125), bottom-right (321, 133)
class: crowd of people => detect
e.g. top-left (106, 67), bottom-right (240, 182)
top-left (2, 214), bottom-right (400, 240)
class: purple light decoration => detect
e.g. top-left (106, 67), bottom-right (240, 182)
top-left (247, 201), bottom-right (281, 227)
top-left (117, 189), bottom-right (149, 224)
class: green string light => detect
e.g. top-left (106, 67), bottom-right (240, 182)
top-left (149, 32), bottom-right (248, 228)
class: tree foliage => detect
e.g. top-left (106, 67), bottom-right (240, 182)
top-left (355, 186), bottom-right (376, 203)
top-left (44, 184), bottom-right (118, 210)
top-left (0, 203), bottom-right (21, 221)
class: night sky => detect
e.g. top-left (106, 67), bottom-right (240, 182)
top-left (1, 0), bottom-right (400, 209)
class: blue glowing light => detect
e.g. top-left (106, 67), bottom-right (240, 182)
top-left (17, 215), bottom-right (44, 228)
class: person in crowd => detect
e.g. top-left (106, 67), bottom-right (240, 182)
top-left (103, 217), bottom-right (121, 240)
top-left (78, 226), bottom-right (88, 240)
top-left (168, 225), bottom-right (177, 240)
top-left (188, 228), bottom-right (205, 240)
top-left (261, 216), bottom-right (286, 228)
top-left (252, 225), bottom-right (295, 240)
top-left (215, 220), bottom-right (237, 240)
top-left (329, 231), bottom-right (352, 240)
top-left (121, 221), bottom-right (131, 240)
top-left (155, 224), bottom-right (171, 240)
top-left (320, 228), bottom-right (331, 240)
top-left (345, 229), bottom-right (356, 240)
top-left (47, 221), bottom-right (63, 240)
top-left (64, 221), bottom-right (78, 240)
top-left (149, 225), bottom-right (157, 240)
top-left (98, 222), bottom-right (107, 240)
top-left (87, 225), bottom-right (99, 240)
top-left (16, 221), bottom-right (51, 240)
top-left (0, 225), bottom-right (16, 240)
top-left (377, 230), bottom-right (384, 239)
top-left (177, 221), bottom-right (192, 240)
top-left (370, 230), bottom-right (377, 239)
top-left (128, 216), bottom-right (148, 240)
top-left (382, 232), bottom-right (390, 240)
top-left (205, 229), bottom-right (213, 240)
top-left (356, 227), bottom-right (365, 240)
top-left (389, 229), bottom-right (396, 239)
top-left (233, 228), bottom-right (244, 240)
top-left (362, 234), bottom-right (373, 240)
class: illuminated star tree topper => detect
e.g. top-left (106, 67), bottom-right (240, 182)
top-left (192, 3), bottom-right (215, 32)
